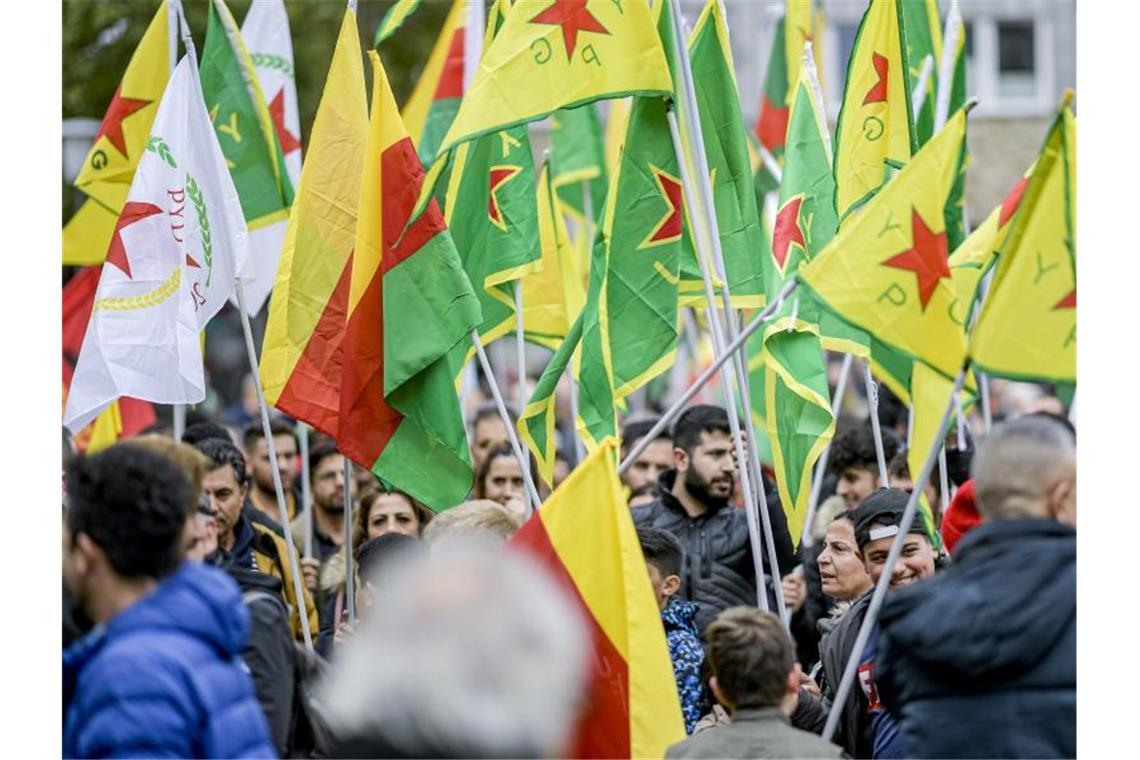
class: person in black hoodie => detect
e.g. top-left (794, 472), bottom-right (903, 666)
top-left (877, 415), bottom-right (1076, 758)
top-left (632, 405), bottom-right (795, 633)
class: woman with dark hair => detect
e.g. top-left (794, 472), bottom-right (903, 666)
top-left (472, 444), bottom-right (537, 518)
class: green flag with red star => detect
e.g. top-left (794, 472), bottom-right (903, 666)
top-left (549, 103), bottom-right (608, 234)
top-left (756, 54), bottom-right (836, 544)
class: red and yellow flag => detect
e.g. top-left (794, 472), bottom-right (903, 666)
top-left (260, 9), bottom-right (368, 438)
top-left (399, 0), bottom-right (466, 164)
top-left (338, 51), bottom-right (482, 511)
top-left (508, 438), bottom-right (685, 758)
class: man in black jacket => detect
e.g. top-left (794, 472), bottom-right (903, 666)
top-left (876, 415), bottom-right (1076, 758)
top-left (632, 405), bottom-right (795, 633)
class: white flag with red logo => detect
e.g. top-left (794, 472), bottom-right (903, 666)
top-left (242, 0), bottom-right (302, 187)
top-left (64, 56), bottom-right (252, 433)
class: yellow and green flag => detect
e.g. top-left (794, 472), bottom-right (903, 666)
top-left (373, 0), bottom-right (424, 46)
top-left (902, 0), bottom-right (943, 147)
top-left (523, 162), bottom-right (587, 349)
top-left (970, 97), bottom-right (1075, 383)
top-left (550, 103), bottom-right (608, 232)
top-left (436, 0), bottom-right (673, 156)
top-left (833, 0), bottom-right (917, 223)
top-left (64, 2), bottom-right (171, 265)
top-left (798, 108), bottom-right (970, 381)
top-left (396, 0), bottom-right (466, 166)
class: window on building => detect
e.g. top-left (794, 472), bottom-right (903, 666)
top-left (997, 20), bottom-right (1036, 96)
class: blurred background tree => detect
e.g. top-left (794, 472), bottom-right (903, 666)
top-left (63, 0), bottom-right (451, 222)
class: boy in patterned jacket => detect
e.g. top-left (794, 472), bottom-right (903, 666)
top-left (638, 527), bottom-right (708, 733)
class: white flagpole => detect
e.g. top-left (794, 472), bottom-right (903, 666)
top-left (298, 422), bottom-right (313, 559)
top-left (801, 352), bottom-right (854, 548)
top-left (471, 331), bottom-right (544, 511)
top-left (169, 0), bottom-right (184, 442)
top-left (514, 282), bottom-right (532, 509)
top-left (863, 361), bottom-right (892, 487)
top-left (235, 281), bottom-right (313, 649)
top-left (464, 0), bottom-right (484, 91)
top-left (173, 404), bottom-right (186, 441)
top-left (823, 367), bottom-right (968, 742)
top-left (935, 0), bottom-right (963, 132)
top-left (912, 54), bottom-right (935, 123)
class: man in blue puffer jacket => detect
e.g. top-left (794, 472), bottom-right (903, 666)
top-left (877, 415), bottom-right (1077, 759)
top-left (63, 442), bottom-right (275, 759)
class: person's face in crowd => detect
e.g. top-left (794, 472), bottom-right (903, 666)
top-left (836, 466), bottom-right (878, 508)
top-left (677, 430), bottom-right (736, 503)
top-left (863, 530), bottom-right (936, 589)
top-left (483, 454), bottom-right (525, 514)
top-left (623, 438), bottom-right (673, 493)
top-left (367, 493), bottom-right (422, 539)
top-left (184, 511), bottom-right (219, 562)
top-left (249, 434), bottom-right (298, 493)
top-left (818, 519), bottom-right (872, 601)
top-left (313, 453), bottom-right (354, 511)
top-left (645, 561), bottom-right (681, 612)
top-left (471, 416), bottom-right (509, 472)
top-left (354, 465), bottom-right (379, 496)
top-left (202, 465), bottom-right (247, 542)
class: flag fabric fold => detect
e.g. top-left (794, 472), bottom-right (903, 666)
top-left (508, 438), bottom-right (686, 759)
top-left (64, 55), bottom-right (252, 432)
top-left (260, 8), bottom-right (368, 438)
top-left (337, 51), bottom-right (481, 511)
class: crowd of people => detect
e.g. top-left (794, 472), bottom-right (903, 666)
top-left (61, 378), bottom-right (1076, 758)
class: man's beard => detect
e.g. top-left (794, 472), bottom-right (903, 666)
top-left (684, 467), bottom-right (731, 510)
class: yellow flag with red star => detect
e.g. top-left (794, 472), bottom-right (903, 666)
top-left (969, 96), bottom-right (1075, 383)
top-left (436, 0), bottom-right (673, 157)
top-left (833, 0), bottom-right (916, 223)
top-left (797, 108), bottom-right (969, 381)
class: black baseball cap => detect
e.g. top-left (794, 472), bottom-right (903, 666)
top-left (850, 488), bottom-right (927, 548)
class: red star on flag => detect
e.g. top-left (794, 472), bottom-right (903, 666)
top-left (1053, 289), bottom-right (1076, 310)
top-left (105, 202), bottom-right (164, 279)
top-left (268, 88), bottom-right (301, 156)
top-left (882, 208), bottom-right (951, 311)
top-left (772, 196), bottom-right (807, 270)
top-left (488, 165), bottom-right (523, 231)
top-left (998, 175), bottom-right (1029, 228)
top-left (642, 168), bottom-right (683, 247)
top-left (863, 53), bottom-right (889, 105)
top-left (94, 85), bottom-right (152, 158)
top-left (530, 0), bottom-right (609, 60)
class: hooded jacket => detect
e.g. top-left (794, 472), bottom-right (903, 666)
top-left (633, 471), bottom-right (757, 632)
top-left (877, 518), bottom-right (1076, 759)
top-left (63, 562), bottom-right (274, 759)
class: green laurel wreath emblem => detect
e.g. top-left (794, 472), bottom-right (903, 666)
top-left (250, 52), bottom-right (294, 78)
top-left (145, 136), bottom-right (177, 169)
top-left (185, 175), bottom-right (213, 287)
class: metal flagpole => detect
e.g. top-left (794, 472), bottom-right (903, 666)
top-left (298, 422), bottom-right (314, 559)
top-left (471, 331), bottom-right (544, 510)
top-left (173, 404), bottom-right (186, 441)
top-left (935, 0), bottom-right (962, 132)
top-left (667, 109), bottom-right (769, 614)
top-left (938, 445), bottom-right (950, 517)
top-left (802, 352), bottom-right (854, 548)
top-left (514, 282), bottom-right (532, 510)
top-left (343, 457), bottom-right (355, 625)
top-left (823, 367), bottom-right (967, 741)
top-left (864, 361), bottom-right (892, 487)
top-left (619, 280), bottom-right (795, 476)
top-left (235, 281), bottom-right (314, 649)
top-left (911, 54), bottom-right (935, 123)
top-left (668, 1), bottom-right (786, 619)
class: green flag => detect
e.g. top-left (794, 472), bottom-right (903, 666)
top-left (758, 58), bottom-right (836, 544)
top-left (441, 125), bottom-right (541, 380)
top-left (550, 104), bottom-right (608, 233)
top-left (902, 0), bottom-right (942, 147)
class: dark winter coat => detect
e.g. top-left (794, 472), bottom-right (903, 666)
top-left (876, 518), bottom-right (1076, 759)
top-left (792, 592), bottom-right (874, 759)
top-left (63, 562), bottom-right (274, 758)
top-left (633, 470), bottom-right (795, 632)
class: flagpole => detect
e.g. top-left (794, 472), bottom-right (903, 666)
top-left (823, 366), bottom-right (968, 742)
top-left (1068, 391), bottom-right (1077, 426)
top-left (669, 1), bottom-right (787, 620)
top-left (464, 0), bottom-right (484, 91)
top-left (667, 109), bottom-right (770, 615)
top-left (471, 331), bottom-right (544, 511)
top-left (938, 444), bottom-right (950, 518)
top-left (167, 0), bottom-right (180, 71)
top-left (935, 0), bottom-right (963, 132)
top-left (911, 54), bottom-right (935, 123)
top-left (298, 422), bottom-right (314, 559)
top-left (801, 352), bottom-right (854, 548)
top-left (513, 282), bottom-right (532, 510)
top-left (863, 361), bottom-right (892, 487)
top-left (235, 281), bottom-right (313, 649)
top-left (343, 457), bottom-right (356, 625)
top-left (173, 404), bottom-right (186, 441)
